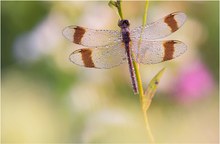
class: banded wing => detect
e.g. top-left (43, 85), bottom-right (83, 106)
top-left (130, 12), bottom-right (187, 40)
top-left (69, 43), bottom-right (127, 69)
top-left (63, 25), bottom-right (121, 47)
top-left (131, 40), bottom-right (187, 64)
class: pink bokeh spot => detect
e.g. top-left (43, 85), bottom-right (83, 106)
top-left (173, 61), bottom-right (214, 103)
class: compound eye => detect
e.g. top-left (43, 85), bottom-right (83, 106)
top-left (124, 20), bottom-right (130, 26)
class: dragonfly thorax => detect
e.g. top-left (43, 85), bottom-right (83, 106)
top-left (118, 19), bottom-right (131, 44)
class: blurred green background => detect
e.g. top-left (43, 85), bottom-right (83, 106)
top-left (1, 1), bottom-right (219, 143)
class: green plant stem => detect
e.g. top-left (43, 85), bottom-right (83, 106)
top-left (144, 113), bottom-right (155, 142)
top-left (131, 1), bottom-right (154, 143)
top-left (132, 56), bottom-right (155, 143)
top-left (133, 0), bottom-right (149, 96)
top-left (135, 1), bottom-right (155, 143)
top-left (132, 58), bottom-right (144, 96)
top-left (142, 1), bottom-right (149, 26)
top-left (114, 0), bottom-right (154, 142)
top-left (117, 0), bottom-right (123, 19)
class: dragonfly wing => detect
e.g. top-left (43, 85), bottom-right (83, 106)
top-left (130, 12), bottom-right (187, 40)
top-left (69, 43), bottom-right (127, 69)
top-left (131, 40), bottom-right (187, 64)
top-left (63, 25), bottom-right (121, 47)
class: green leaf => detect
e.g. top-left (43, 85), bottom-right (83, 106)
top-left (108, 0), bottom-right (123, 20)
top-left (142, 68), bottom-right (166, 111)
top-left (108, 0), bottom-right (117, 8)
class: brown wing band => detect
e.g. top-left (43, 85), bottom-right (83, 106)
top-left (163, 40), bottom-right (176, 61)
top-left (164, 14), bottom-right (178, 32)
top-left (80, 49), bottom-right (95, 67)
top-left (73, 26), bottom-right (85, 44)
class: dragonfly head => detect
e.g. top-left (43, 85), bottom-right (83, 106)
top-left (118, 19), bottom-right (130, 28)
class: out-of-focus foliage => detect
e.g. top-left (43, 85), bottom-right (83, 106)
top-left (1, 1), bottom-right (219, 143)
top-left (2, 1), bottom-right (50, 69)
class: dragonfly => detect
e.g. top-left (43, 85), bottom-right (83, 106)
top-left (63, 12), bottom-right (187, 94)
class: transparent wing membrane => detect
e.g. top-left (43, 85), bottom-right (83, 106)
top-left (63, 25), bottom-right (121, 47)
top-left (69, 43), bottom-right (127, 69)
top-left (130, 12), bottom-right (187, 40)
top-left (64, 12), bottom-right (187, 68)
top-left (131, 40), bottom-right (187, 64)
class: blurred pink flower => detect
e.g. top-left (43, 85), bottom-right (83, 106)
top-left (172, 60), bottom-right (214, 103)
